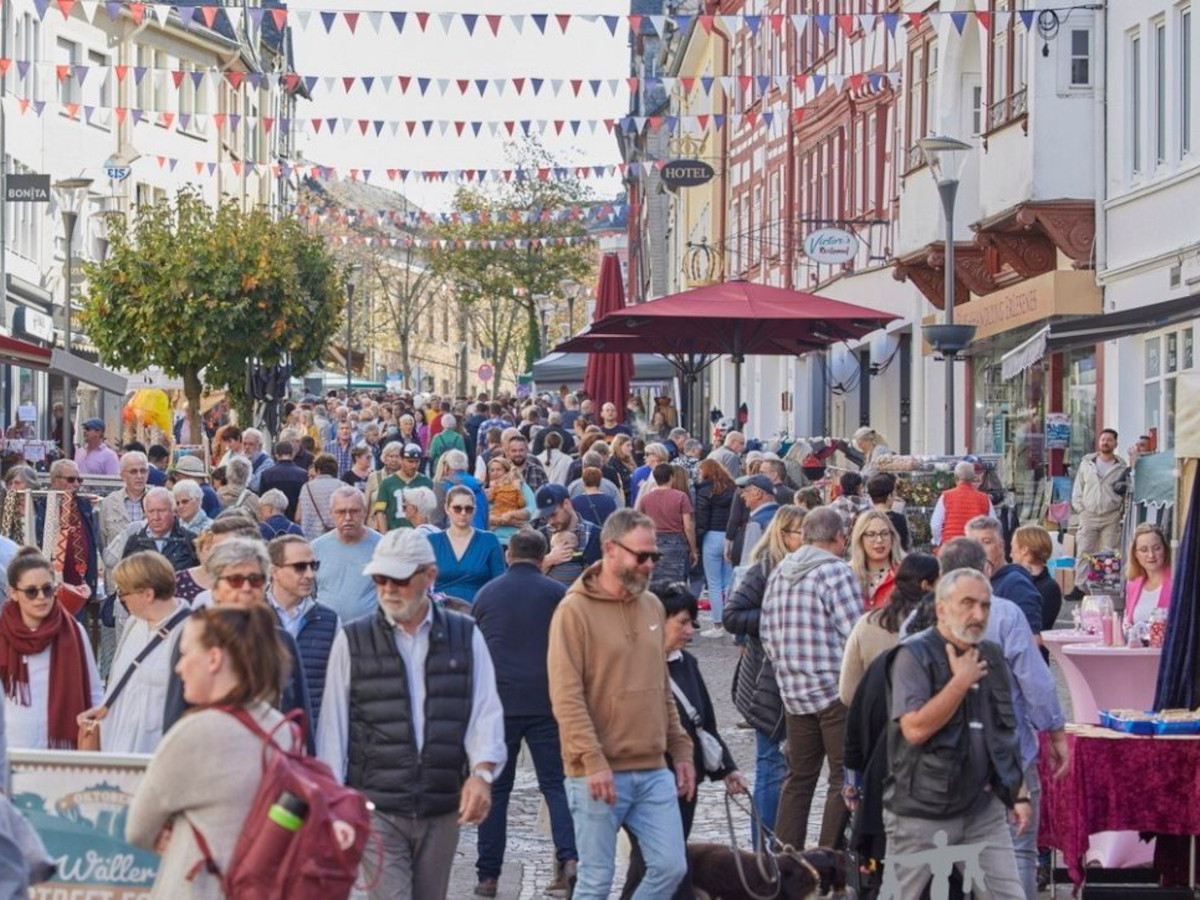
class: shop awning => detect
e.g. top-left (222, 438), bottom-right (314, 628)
top-left (1044, 291), bottom-right (1200, 354)
top-left (1000, 326), bottom-right (1049, 381)
top-left (0, 334), bottom-right (52, 368)
top-left (532, 351), bottom-right (677, 386)
top-left (0, 334), bottom-right (128, 394)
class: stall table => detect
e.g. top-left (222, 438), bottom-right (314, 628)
top-left (1040, 725), bottom-right (1200, 887)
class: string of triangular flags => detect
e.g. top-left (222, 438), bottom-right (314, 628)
top-left (7, 89), bottom-right (884, 137)
top-left (322, 232), bottom-right (597, 250)
top-left (5, 55), bottom-right (898, 100)
top-left (20, 0), bottom-right (1049, 40)
top-left (294, 200), bottom-right (629, 227)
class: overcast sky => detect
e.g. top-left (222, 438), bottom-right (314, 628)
top-left (291, 0), bottom-right (631, 212)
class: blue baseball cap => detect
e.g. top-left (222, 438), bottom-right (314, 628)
top-left (535, 484), bottom-right (570, 518)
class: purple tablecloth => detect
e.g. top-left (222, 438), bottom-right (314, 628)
top-left (1039, 726), bottom-right (1200, 885)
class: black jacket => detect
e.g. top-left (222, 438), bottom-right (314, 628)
top-left (257, 460), bottom-right (309, 521)
top-left (472, 562), bottom-right (565, 718)
top-left (122, 521), bottom-right (199, 572)
top-left (668, 650), bottom-right (736, 782)
top-left (531, 425), bottom-right (576, 456)
top-left (722, 561), bottom-right (786, 743)
top-left (843, 648), bottom-right (897, 862)
top-left (694, 482), bottom-right (734, 535)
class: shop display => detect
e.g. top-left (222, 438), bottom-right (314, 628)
top-left (1099, 708), bottom-right (1200, 736)
top-left (872, 455), bottom-right (1002, 551)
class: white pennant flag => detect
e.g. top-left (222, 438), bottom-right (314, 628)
top-left (437, 77), bottom-right (451, 95)
top-left (511, 14), bottom-right (525, 34)
top-left (437, 12), bottom-right (455, 33)
top-left (294, 10), bottom-right (312, 30)
top-left (366, 11), bottom-right (383, 34)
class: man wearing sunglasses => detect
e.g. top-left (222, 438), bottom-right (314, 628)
top-left (267, 535), bottom-right (339, 730)
top-left (548, 508), bottom-right (695, 899)
top-left (318, 528), bottom-right (505, 900)
top-left (74, 417), bottom-right (119, 476)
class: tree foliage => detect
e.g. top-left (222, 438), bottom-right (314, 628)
top-left (81, 188), bottom-right (344, 437)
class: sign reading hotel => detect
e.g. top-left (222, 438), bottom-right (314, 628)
top-left (660, 159), bottom-right (715, 189)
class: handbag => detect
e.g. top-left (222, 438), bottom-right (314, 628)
top-left (669, 678), bottom-right (726, 775)
top-left (78, 606), bottom-right (191, 751)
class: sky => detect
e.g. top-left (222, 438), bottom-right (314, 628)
top-left (290, 0), bottom-right (632, 212)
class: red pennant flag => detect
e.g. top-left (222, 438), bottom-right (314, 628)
top-left (976, 11), bottom-right (992, 30)
top-left (342, 77), bottom-right (356, 92)
top-left (629, 14), bottom-right (642, 33)
top-left (744, 111), bottom-right (758, 128)
top-left (603, 119), bottom-right (615, 133)
top-left (56, 0), bottom-right (74, 20)
top-left (738, 75), bottom-right (752, 92)
top-left (17, 99), bottom-right (29, 115)
top-left (115, 64), bottom-right (128, 82)
top-left (792, 74), bottom-right (807, 90)
top-left (504, 121), bottom-right (515, 135)
top-left (156, 155), bottom-right (166, 168)
top-left (405, 121), bottom-right (417, 136)
top-left (415, 11), bottom-right (429, 31)
top-left (171, 70), bottom-right (185, 88)
top-left (56, 65), bottom-right (70, 82)
top-left (769, 14), bottom-right (784, 33)
top-left (358, 120), bottom-right (369, 134)
top-left (648, 115), bottom-right (663, 131)
top-left (696, 114), bottom-right (709, 130)
top-left (538, 168), bottom-right (551, 180)
top-left (512, 78), bottom-right (525, 95)
top-left (555, 13), bottom-right (570, 32)
top-left (485, 14), bottom-right (501, 35)
top-left (848, 73), bottom-right (866, 91)
top-left (0, 60), bottom-right (12, 76)
top-left (907, 12), bottom-right (923, 28)
top-left (284, 73), bottom-right (300, 91)
top-left (343, 12), bottom-right (359, 33)
top-left (837, 15), bottom-right (855, 37)
top-left (213, 113), bottom-right (226, 128)
top-left (262, 117), bottom-right (274, 133)
top-left (114, 106), bottom-right (127, 123)
top-left (195, 161), bottom-right (205, 174)
top-left (791, 108), bottom-right (806, 126)
top-left (200, 6), bottom-right (218, 28)
top-left (226, 72), bottom-right (244, 89)
top-left (159, 112), bottom-right (174, 128)
top-left (454, 121), bottom-right (465, 136)
top-left (570, 79), bottom-right (582, 96)
top-left (553, 120), bottom-right (565, 135)
top-left (503, 170), bottom-right (513, 181)
top-left (679, 77), bottom-right (695, 94)
top-left (627, 77), bottom-right (639, 92)
top-left (270, 8), bottom-right (287, 29)
top-left (397, 75), bottom-right (410, 93)
top-left (232, 161), bottom-right (243, 175)
top-left (310, 118), bottom-right (322, 132)
top-left (698, 15), bottom-right (714, 33)
top-left (129, 2), bottom-right (144, 24)
top-left (457, 79), bottom-right (470, 94)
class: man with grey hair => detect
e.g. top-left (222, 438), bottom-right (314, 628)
top-left (709, 431), bottom-right (745, 478)
top-left (760, 506), bottom-right (861, 849)
top-left (313, 486), bottom-right (382, 625)
top-left (100, 450), bottom-right (150, 566)
top-left (883, 567), bottom-right (1029, 900)
top-left (242, 427), bottom-right (274, 486)
top-left (965, 515), bottom-right (1043, 638)
top-left (260, 489), bottom-right (304, 540)
top-left (567, 451), bottom-right (625, 508)
top-left (114, 487), bottom-right (198, 572)
top-left (667, 426), bottom-right (689, 459)
top-left (532, 409), bottom-right (575, 456)
top-left (932, 539), bottom-right (1068, 898)
top-left (931, 460), bottom-right (994, 548)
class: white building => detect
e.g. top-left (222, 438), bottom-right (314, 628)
top-left (1, 0), bottom-right (298, 440)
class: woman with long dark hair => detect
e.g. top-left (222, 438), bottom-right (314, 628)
top-left (694, 458), bottom-right (736, 635)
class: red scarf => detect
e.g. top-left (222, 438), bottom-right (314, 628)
top-left (0, 597), bottom-right (91, 748)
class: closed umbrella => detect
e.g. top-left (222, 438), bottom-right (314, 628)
top-left (582, 254), bottom-right (633, 414)
top-left (1154, 471), bottom-right (1200, 709)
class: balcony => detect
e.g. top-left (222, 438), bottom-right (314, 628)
top-left (986, 88), bottom-right (1028, 135)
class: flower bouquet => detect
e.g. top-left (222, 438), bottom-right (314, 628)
top-left (1080, 550), bottom-right (1122, 595)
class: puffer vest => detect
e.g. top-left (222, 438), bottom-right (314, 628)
top-left (345, 604), bottom-right (475, 817)
top-left (883, 627), bottom-right (1023, 820)
top-left (939, 484), bottom-right (992, 546)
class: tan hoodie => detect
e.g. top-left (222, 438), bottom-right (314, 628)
top-left (548, 562), bottom-right (693, 777)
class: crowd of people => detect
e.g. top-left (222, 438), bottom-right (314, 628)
top-left (0, 390), bottom-right (1162, 899)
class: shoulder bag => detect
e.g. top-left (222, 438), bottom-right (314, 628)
top-left (669, 677), bottom-right (726, 774)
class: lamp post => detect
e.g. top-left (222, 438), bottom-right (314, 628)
top-left (344, 264), bottom-right (361, 395)
top-left (535, 293), bottom-right (554, 358)
top-left (52, 177), bottom-right (93, 459)
top-left (918, 136), bottom-right (972, 456)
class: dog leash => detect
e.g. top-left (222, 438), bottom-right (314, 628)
top-left (723, 793), bottom-right (825, 899)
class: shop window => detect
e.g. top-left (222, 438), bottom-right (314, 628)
top-left (1143, 326), bottom-right (1195, 450)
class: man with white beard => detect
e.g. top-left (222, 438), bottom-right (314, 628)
top-left (317, 528), bottom-right (505, 900)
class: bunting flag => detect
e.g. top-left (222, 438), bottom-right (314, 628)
top-left (3, 76), bottom-right (902, 139)
top-left (18, 2), bottom-right (1049, 38)
top-left (2, 56), bottom-right (902, 99)
top-left (320, 233), bottom-right (598, 250)
top-left (293, 199), bottom-right (629, 227)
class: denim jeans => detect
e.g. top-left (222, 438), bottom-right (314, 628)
top-left (701, 530), bottom-right (734, 623)
top-left (1010, 763), bottom-right (1041, 899)
top-left (566, 768), bottom-right (688, 899)
top-left (753, 731), bottom-right (786, 848)
top-left (476, 715), bottom-right (577, 882)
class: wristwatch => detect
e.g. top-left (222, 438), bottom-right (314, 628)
top-left (473, 768), bottom-right (495, 785)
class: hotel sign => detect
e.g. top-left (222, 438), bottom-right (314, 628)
top-left (660, 159), bottom-right (715, 189)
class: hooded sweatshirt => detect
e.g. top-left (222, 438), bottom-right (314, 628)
top-left (548, 562), bottom-right (693, 777)
top-left (761, 545), bottom-right (864, 715)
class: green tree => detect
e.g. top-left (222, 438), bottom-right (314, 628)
top-left (81, 188), bottom-right (344, 438)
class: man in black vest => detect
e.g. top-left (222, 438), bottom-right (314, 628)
top-left (883, 568), bottom-right (1030, 899)
top-left (316, 528), bottom-right (506, 900)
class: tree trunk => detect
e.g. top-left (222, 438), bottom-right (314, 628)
top-left (399, 332), bottom-right (412, 392)
top-left (524, 306), bottom-right (539, 371)
top-left (182, 367), bottom-right (203, 448)
top-left (456, 302), bottom-right (469, 398)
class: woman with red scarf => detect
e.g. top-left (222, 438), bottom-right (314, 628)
top-left (0, 549), bottom-right (101, 749)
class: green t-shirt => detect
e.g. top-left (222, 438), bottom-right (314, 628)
top-left (377, 472), bottom-right (435, 530)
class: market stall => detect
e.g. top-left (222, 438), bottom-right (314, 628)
top-left (872, 455), bottom-right (1004, 551)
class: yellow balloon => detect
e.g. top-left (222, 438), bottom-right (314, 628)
top-left (126, 389), bottom-right (173, 434)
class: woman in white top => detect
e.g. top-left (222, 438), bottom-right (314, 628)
top-left (0, 548), bottom-right (101, 749)
top-left (81, 551), bottom-right (188, 754)
top-left (1123, 523), bottom-right (1173, 628)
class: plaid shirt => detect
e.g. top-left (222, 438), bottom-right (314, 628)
top-left (517, 457), bottom-right (549, 490)
top-left (761, 547), bottom-right (864, 715)
top-left (325, 438), bottom-right (357, 477)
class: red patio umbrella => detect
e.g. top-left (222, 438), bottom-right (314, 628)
top-left (582, 254), bottom-right (633, 413)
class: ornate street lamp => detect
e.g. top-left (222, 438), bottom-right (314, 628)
top-left (53, 176), bottom-right (94, 458)
top-left (918, 135), bottom-right (973, 456)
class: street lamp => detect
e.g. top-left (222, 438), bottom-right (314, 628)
top-left (53, 176), bottom-right (94, 458)
top-left (535, 293), bottom-right (555, 358)
top-left (918, 135), bottom-right (973, 456)
top-left (344, 263), bottom-right (361, 394)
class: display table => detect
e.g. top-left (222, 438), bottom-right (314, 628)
top-left (1060, 644), bottom-right (1162, 726)
top-left (1039, 725), bottom-right (1200, 886)
top-left (1042, 629), bottom-right (1100, 722)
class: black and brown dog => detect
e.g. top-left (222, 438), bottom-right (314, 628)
top-left (685, 843), bottom-right (847, 900)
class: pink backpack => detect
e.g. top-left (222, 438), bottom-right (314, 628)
top-left (188, 707), bottom-right (372, 899)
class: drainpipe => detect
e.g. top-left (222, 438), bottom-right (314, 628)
top-left (1093, 4), bottom-right (1107, 283)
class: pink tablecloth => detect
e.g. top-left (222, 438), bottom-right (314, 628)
top-left (1040, 727), bottom-right (1200, 886)
top-left (1060, 644), bottom-right (1162, 726)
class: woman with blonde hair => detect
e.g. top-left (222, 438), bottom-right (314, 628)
top-left (1123, 522), bottom-right (1173, 628)
top-left (722, 505), bottom-right (807, 846)
top-left (849, 511), bottom-right (904, 610)
top-left (1011, 524), bottom-right (1064, 632)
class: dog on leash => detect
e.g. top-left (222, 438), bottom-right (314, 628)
top-left (686, 842), bottom-right (848, 899)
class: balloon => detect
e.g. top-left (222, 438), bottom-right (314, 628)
top-left (125, 389), bottom-right (173, 434)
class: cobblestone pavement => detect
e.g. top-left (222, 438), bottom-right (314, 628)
top-left (445, 615), bottom-right (829, 899)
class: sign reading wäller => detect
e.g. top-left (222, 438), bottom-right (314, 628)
top-left (660, 159), bottom-right (715, 189)
top-left (802, 227), bottom-right (857, 264)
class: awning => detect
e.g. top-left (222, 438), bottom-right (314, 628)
top-left (532, 351), bottom-right (677, 386)
top-left (1045, 291), bottom-right (1200, 354)
top-left (1001, 326), bottom-right (1049, 381)
top-left (0, 334), bottom-right (52, 368)
top-left (0, 334), bottom-right (128, 394)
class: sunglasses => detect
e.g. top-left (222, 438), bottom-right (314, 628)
top-left (282, 561), bottom-right (321, 573)
top-left (450, 505), bottom-right (476, 514)
top-left (16, 584), bottom-right (54, 600)
top-left (58, 476), bottom-right (83, 484)
top-left (372, 570), bottom-right (425, 588)
top-left (217, 573), bottom-right (267, 589)
top-left (614, 541), bottom-right (663, 565)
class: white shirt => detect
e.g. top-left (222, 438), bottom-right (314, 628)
top-left (930, 495), bottom-right (996, 545)
top-left (101, 601), bottom-right (186, 754)
top-left (317, 601), bottom-right (506, 783)
top-left (1132, 586), bottom-right (1162, 625)
top-left (269, 593), bottom-right (316, 640)
top-left (5, 619), bottom-right (103, 750)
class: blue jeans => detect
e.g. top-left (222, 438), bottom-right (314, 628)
top-left (476, 715), bottom-right (576, 881)
top-left (701, 530), bottom-right (733, 622)
top-left (566, 768), bottom-right (688, 899)
top-left (753, 731), bottom-right (786, 849)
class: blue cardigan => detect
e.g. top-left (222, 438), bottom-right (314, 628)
top-left (429, 529), bottom-right (506, 605)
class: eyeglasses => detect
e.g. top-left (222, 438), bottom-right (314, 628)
top-left (862, 531), bottom-right (892, 542)
top-left (16, 584), bottom-right (54, 600)
top-left (614, 541), bottom-right (663, 565)
top-left (123, 468), bottom-right (149, 475)
top-left (450, 504), bottom-right (476, 514)
top-left (372, 569), bottom-right (426, 588)
top-left (217, 573), bottom-right (267, 589)
top-left (281, 561), bottom-right (321, 573)
top-left (58, 476), bottom-right (83, 484)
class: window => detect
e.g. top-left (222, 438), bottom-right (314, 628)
top-left (1070, 29), bottom-right (1092, 86)
top-left (1182, 7), bottom-right (1192, 156)
top-left (136, 44), bottom-right (151, 110)
top-left (1154, 20), bottom-right (1167, 164)
top-left (153, 49), bottom-right (169, 113)
top-left (904, 31), bottom-right (937, 170)
top-left (987, 0), bottom-right (1029, 130)
top-left (750, 185), bottom-right (762, 266)
top-left (88, 50), bottom-right (110, 112)
top-left (768, 171), bottom-right (780, 259)
top-left (1130, 31), bottom-right (1143, 174)
top-left (1143, 326), bottom-right (1195, 450)
top-left (56, 38), bottom-right (80, 105)
top-left (15, 14), bottom-right (41, 101)
top-left (4, 158), bottom-right (41, 262)
top-left (179, 63), bottom-right (194, 119)
top-left (866, 110), bottom-right (878, 211)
